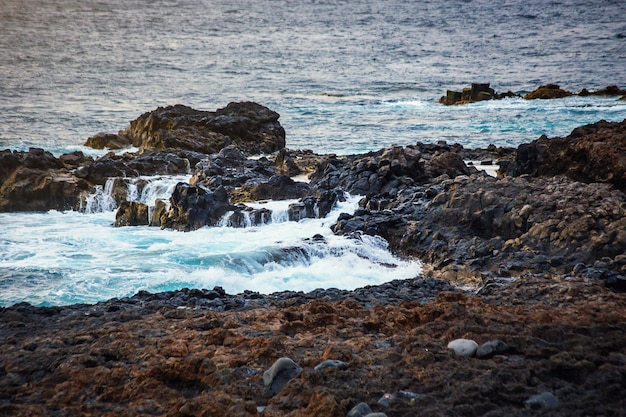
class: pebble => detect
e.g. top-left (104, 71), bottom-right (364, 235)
top-left (476, 339), bottom-right (508, 359)
top-left (447, 338), bottom-right (479, 357)
top-left (347, 402), bottom-right (373, 417)
top-left (377, 393), bottom-right (395, 408)
top-left (263, 357), bottom-right (302, 396)
top-left (525, 392), bottom-right (559, 411)
top-left (314, 359), bottom-right (348, 371)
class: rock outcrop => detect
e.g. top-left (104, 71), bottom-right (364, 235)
top-left (161, 183), bottom-right (235, 232)
top-left (504, 119), bottom-right (626, 191)
top-left (0, 148), bottom-right (92, 212)
top-left (523, 83), bottom-right (573, 100)
top-left (90, 102), bottom-right (286, 154)
top-left (440, 83), bottom-right (625, 105)
top-left (439, 83), bottom-right (520, 105)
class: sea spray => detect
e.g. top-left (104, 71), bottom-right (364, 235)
top-left (81, 175), bottom-right (190, 213)
top-left (0, 195), bottom-right (421, 306)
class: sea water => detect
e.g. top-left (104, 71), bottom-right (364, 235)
top-left (1, 0), bottom-right (626, 306)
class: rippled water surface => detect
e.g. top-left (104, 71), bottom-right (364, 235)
top-left (1, 0), bottom-right (625, 305)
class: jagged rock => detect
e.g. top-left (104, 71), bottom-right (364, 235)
top-left (439, 83), bottom-right (520, 105)
top-left (84, 132), bottom-right (133, 150)
top-left (230, 175), bottom-right (312, 203)
top-left (190, 146), bottom-right (276, 190)
top-left (578, 85), bottom-right (626, 96)
top-left (505, 119), bottom-right (626, 191)
top-left (110, 102), bottom-right (285, 155)
top-left (150, 199), bottom-right (168, 226)
top-left (274, 148), bottom-right (301, 177)
top-left (524, 84), bottom-right (573, 100)
top-left (0, 148), bottom-right (91, 212)
top-left (309, 145), bottom-right (426, 196)
top-left (161, 183), bottom-right (235, 231)
top-left (78, 150), bottom-right (199, 185)
top-left (115, 201), bottom-right (149, 227)
top-left (476, 340), bottom-right (509, 359)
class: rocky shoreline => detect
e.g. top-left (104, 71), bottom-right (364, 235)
top-left (1, 98), bottom-right (626, 416)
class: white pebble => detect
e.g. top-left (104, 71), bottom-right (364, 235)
top-left (447, 338), bottom-right (479, 357)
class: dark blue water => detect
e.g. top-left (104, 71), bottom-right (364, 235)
top-left (1, 0), bottom-right (626, 306)
top-left (1, 0), bottom-right (625, 154)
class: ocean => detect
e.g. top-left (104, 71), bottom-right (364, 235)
top-left (1, 0), bottom-right (626, 306)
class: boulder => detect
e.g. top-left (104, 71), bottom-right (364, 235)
top-left (110, 102), bottom-right (285, 155)
top-left (115, 201), bottom-right (150, 227)
top-left (161, 183), bottom-right (235, 231)
top-left (332, 173), bottom-right (626, 287)
top-left (524, 84), bottom-right (573, 100)
top-left (263, 357), bottom-right (302, 396)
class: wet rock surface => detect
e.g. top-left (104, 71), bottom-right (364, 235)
top-left (1, 276), bottom-right (625, 417)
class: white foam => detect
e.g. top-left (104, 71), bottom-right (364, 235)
top-left (0, 195), bottom-right (421, 306)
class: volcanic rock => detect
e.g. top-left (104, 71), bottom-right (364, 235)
top-left (84, 132), bottom-right (133, 150)
top-left (0, 148), bottom-right (92, 212)
top-left (505, 119), bottom-right (626, 191)
top-left (161, 183), bottom-right (235, 231)
top-left (190, 146), bottom-right (276, 191)
top-left (78, 150), bottom-right (199, 186)
top-left (2, 276), bottom-right (624, 417)
top-left (524, 84), bottom-right (573, 100)
top-left (115, 201), bottom-right (150, 227)
top-left (578, 85), bottom-right (626, 96)
top-left (108, 102), bottom-right (285, 155)
top-left (439, 83), bottom-right (520, 105)
top-left (230, 175), bottom-right (312, 203)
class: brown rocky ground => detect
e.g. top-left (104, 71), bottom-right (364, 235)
top-left (1, 275), bottom-right (625, 417)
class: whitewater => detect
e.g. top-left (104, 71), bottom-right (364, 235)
top-left (1, 0), bottom-right (626, 306)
